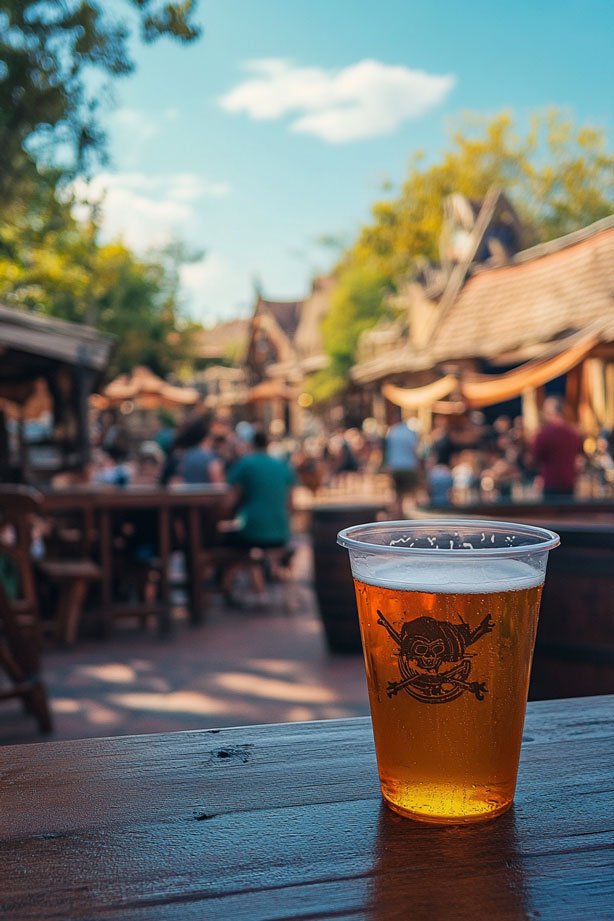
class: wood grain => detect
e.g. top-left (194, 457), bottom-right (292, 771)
top-left (0, 697), bottom-right (613, 920)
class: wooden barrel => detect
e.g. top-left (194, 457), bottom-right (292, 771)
top-left (418, 504), bottom-right (614, 699)
top-left (529, 522), bottom-right (614, 699)
top-left (311, 502), bottom-right (386, 654)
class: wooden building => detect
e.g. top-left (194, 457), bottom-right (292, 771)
top-left (352, 190), bottom-right (614, 434)
top-left (0, 305), bottom-right (114, 481)
top-left (243, 278), bottom-right (335, 435)
top-left (189, 318), bottom-right (250, 418)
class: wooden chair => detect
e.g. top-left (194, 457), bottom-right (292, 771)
top-left (38, 495), bottom-right (101, 646)
top-left (38, 557), bottom-right (101, 645)
top-left (0, 487), bottom-right (53, 733)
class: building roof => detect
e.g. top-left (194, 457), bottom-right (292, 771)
top-left (255, 297), bottom-right (303, 340)
top-left (0, 304), bottom-right (115, 375)
top-left (430, 216), bottom-right (614, 363)
top-left (352, 209), bottom-right (614, 383)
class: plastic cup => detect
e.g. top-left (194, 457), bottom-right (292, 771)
top-left (337, 519), bottom-right (559, 824)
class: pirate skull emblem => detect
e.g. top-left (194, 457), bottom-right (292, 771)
top-left (377, 610), bottom-right (494, 704)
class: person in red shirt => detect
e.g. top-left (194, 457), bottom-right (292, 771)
top-left (532, 397), bottom-right (583, 499)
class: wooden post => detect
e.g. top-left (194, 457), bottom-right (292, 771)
top-left (521, 389), bottom-right (540, 435)
top-left (606, 363), bottom-right (614, 430)
top-left (75, 364), bottom-right (95, 469)
top-left (565, 363), bottom-right (582, 422)
top-left (579, 360), bottom-right (598, 435)
top-left (586, 358), bottom-right (606, 429)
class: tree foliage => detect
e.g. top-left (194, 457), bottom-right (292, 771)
top-left (309, 264), bottom-right (390, 403)
top-left (315, 110), bottom-right (614, 401)
top-left (0, 0), bottom-right (203, 377)
top-left (0, 0), bottom-right (200, 206)
top-left (0, 178), bottom-right (198, 376)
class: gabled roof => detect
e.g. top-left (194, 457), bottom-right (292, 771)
top-left (351, 210), bottom-right (614, 383)
top-left (429, 216), bottom-right (614, 363)
top-left (425, 187), bottom-right (524, 345)
top-left (255, 297), bottom-right (303, 340)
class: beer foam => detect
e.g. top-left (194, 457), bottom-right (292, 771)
top-left (352, 556), bottom-right (544, 594)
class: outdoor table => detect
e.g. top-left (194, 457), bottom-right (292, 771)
top-left (0, 695), bottom-right (612, 920)
top-left (41, 484), bottom-right (229, 631)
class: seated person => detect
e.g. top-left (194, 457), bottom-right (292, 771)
top-left (221, 428), bottom-right (296, 603)
top-left (132, 441), bottom-right (164, 486)
top-left (91, 447), bottom-right (131, 486)
top-left (176, 415), bottom-right (225, 486)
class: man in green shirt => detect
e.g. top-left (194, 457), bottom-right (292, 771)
top-left (222, 428), bottom-right (295, 603)
top-left (227, 429), bottom-right (295, 546)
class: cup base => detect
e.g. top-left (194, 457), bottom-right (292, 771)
top-left (382, 794), bottom-right (513, 825)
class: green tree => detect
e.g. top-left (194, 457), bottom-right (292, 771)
top-left (315, 110), bottom-right (614, 401)
top-left (0, 179), bottom-right (200, 376)
top-left (0, 0), bottom-right (200, 205)
top-left (309, 264), bottom-right (390, 403)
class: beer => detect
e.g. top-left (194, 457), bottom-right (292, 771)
top-left (353, 558), bottom-right (543, 823)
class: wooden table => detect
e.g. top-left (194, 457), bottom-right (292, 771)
top-left (42, 485), bottom-right (229, 631)
top-left (1, 695), bottom-right (612, 920)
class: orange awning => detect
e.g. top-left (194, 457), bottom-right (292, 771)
top-left (381, 331), bottom-right (600, 412)
top-left (461, 332), bottom-right (599, 408)
top-left (382, 375), bottom-right (457, 410)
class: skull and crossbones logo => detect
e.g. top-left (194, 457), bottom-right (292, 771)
top-left (377, 610), bottom-right (495, 704)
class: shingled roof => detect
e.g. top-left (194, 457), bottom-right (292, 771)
top-left (255, 297), bottom-right (303, 340)
top-left (429, 215), bottom-right (614, 364)
top-left (352, 209), bottom-right (614, 384)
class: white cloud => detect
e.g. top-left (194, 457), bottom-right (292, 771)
top-left (219, 58), bottom-right (455, 143)
top-left (180, 253), bottom-right (251, 324)
top-left (112, 107), bottom-right (159, 140)
top-left (169, 172), bottom-right (231, 201)
top-left (71, 171), bottom-right (230, 250)
top-left (109, 108), bottom-right (160, 165)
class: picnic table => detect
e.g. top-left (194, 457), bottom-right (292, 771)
top-left (1, 694), bottom-right (612, 920)
top-left (41, 484), bottom-right (229, 633)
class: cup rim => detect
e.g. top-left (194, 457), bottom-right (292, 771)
top-left (337, 518), bottom-right (560, 558)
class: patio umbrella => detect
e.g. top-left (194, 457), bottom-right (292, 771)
top-left (97, 366), bottom-right (200, 410)
top-left (246, 380), bottom-right (297, 403)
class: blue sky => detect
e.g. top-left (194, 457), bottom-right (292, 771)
top-left (84, 0), bottom-right (614, 324)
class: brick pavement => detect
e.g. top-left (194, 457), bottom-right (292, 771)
top-left (0, 539), bottom-right (370, 745)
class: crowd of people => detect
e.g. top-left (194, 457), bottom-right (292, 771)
top-left (90, 396), bottom-right (614, 517)
top-left (78, 397), bottom-right (614, 603)
top-left (89, 411), bottom-right (296, 606)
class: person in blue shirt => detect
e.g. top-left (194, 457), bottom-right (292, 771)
top-left (384, 409), bottom-right (422, 517)
top-left (176, 415), bottom-right (225, 485)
